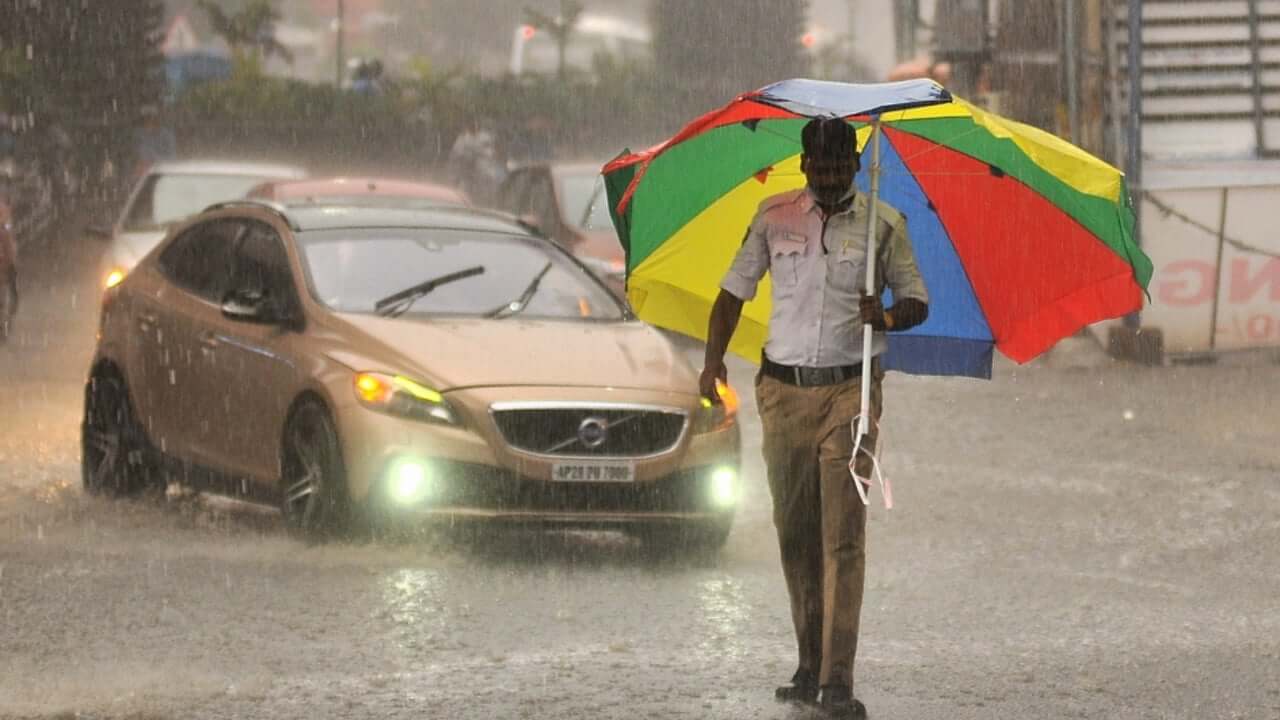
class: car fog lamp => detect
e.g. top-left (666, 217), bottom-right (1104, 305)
top-left (709, 466), bottom-right (737, 508)
top-left (389, 458), bottom-right (432, 504)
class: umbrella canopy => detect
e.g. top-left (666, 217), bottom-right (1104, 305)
top-left (602, 79), bottom-right (1153, 379)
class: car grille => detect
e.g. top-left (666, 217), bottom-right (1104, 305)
top-left (490, 406), bottom-right (687, 458)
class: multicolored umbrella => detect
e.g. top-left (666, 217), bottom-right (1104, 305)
top-left (602, 79), bottom-right (1153, 380)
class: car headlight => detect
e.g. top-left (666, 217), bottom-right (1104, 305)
top-left (104, 268), bottom-right (126, 289)
top-left (354, 372), bottom-right (458, 425)
top-left (693, 379), bottom-right (739, 434)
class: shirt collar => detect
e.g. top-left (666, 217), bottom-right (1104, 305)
top-left (802, 187), bottom-right (860, 217)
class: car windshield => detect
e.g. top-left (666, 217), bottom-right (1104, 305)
top-left (122, 173), bottom-right (272, 231)
top-left (298, 227), bottom-right (625, 321)
top-left (557, 172), bottom-right (613, 232)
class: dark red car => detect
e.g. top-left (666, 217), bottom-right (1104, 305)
top-left (0, 192), bottom-right (16, 342)
top-left (497, 163), bottom-right (625, 298)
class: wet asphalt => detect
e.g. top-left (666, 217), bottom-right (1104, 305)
top-left (1, 225), bottom-right (1279, 720)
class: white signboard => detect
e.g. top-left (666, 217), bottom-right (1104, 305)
top-left (1133, 173), bottom-right (1280, 354)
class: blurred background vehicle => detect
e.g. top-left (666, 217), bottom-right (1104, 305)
top-left (498, 162), bottom-right (625, 297)
top-left (85, 199), bottom-right (740, 548)
top-left (91, 159), bottom-right (306, 288)
top-left (509, 11), bottom-right (650, 77)
top-left (248, 176), bottom-right (469, 207)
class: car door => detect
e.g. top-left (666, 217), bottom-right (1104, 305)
top-left (497, 168), bottom-right (530, 216)
top-left (525, 170), bottom-right (568, 245)
top-left (143, 219), bottom-right (239, 462)
top-left (190, 219), bottom-right (304, 485)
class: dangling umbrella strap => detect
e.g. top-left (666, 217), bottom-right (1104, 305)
top-left (851, 414), bottom-right (892, 509)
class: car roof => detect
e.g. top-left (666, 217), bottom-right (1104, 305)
top-left (233, 201), bottom-right (534, 234)
top-left (252, 177), bottom-right (468, 204)
top-left (147, 159), bottom-right (308, 179)
top-left (548, 163), bottom-right (605, 177)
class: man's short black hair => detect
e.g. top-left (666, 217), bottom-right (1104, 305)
top-left (801, 117), bottom-right (858, 160)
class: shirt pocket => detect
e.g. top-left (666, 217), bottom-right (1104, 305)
top-left (830, 248), bottom-right (866, 294)
top-left (767, 230), bottom-right (807, 291)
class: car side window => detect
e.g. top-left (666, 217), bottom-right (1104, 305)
top-left (498, 170), bottom-right (528, 214)
top-left (230, 221), bottom-right (294, 304)
top-left (528, 173), bottom-right (561, 235)
top-left (157, 220), bottom-right (239, 302)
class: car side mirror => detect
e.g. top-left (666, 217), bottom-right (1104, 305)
top-left (85, 224), bottom-right (112, 240)
top-left (221, 288), bottom-right (281, 325)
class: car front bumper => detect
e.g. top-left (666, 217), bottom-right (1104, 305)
top-left (337, 386), bottom-right (741, 528)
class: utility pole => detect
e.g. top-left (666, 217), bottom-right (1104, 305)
top-left (892, 0), bottom-right (919, 61)
top-left (934, 0), bottom-right (988, 97)
top-left (1125, 0), bottom-right (1143, 322)
top-left (335, 0), bottom-right (345, 88)
top-left (1108, 0), bottom-right (1161, 362)
top-left (1064, 0), bottom-right (1080, 143)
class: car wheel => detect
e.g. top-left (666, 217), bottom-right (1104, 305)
top-left (636, 519), bottom-right (733, 555)
top-left (81, 371), bottom-right (159, 497)
top-left (280, 400), bottom-right (352, 540)
top-left (0, 272), bottom-right (16, 343)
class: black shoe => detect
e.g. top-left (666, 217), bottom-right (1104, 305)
top-left (818, 684), bottom-right (867, 719)
top-left (774, 668), bottom-right (819, 704)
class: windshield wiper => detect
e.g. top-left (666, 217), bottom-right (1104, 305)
top-left (374, 265), bottom-right (485, 318)
top-left (483, 262), bottom-right (553, 319)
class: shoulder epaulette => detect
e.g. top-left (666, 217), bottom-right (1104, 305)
top-left (756, 188), bottom-right (806, 216)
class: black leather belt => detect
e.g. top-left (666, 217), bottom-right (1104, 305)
top-left (761, 355), bottom-right (862, 387)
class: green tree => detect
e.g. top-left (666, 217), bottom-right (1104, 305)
top-left (651, 0), bottom-right (809, 125)
top-left (197, 0), bottom-right (294, 63)
top-left (523, 0), bottom-right (584, 81)
top-left (0, 0), bottom-right (165, 197)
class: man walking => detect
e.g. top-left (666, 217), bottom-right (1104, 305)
top-left (699, 118), bottom-right (929, 718)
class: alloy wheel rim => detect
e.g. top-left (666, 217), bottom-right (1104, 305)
top-left (84, 381), bottom-right (124, 490)
top-left (284, 415), bottom-right (326, 526)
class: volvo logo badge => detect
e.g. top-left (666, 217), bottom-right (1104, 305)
top-left (577, 417), bottom-right (608, 449)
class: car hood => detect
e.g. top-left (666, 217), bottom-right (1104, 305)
top-left (328, 314), bottom-right (698, 394)
top-left (111, 229), bottom-right (168, 268)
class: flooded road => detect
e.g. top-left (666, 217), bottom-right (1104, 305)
top-left (2, 226), bottom-right (1279, 719)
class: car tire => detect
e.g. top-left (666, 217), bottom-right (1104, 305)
top-left (636, 518), bottom-right (733, 555)
top-left (0, 272), bottom-right (16, 343)
top-left (280, 400), bottom-right (353, 541)
top-left (81, 370), bottom-right (160, 497)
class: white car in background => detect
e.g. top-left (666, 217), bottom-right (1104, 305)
top-left (93, 160), bottom-right (306, 287)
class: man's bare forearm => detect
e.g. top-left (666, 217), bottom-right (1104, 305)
top-left (704, 290), bottom-right (745, 370)
top-left (887, 298), bottom-right (928, 332)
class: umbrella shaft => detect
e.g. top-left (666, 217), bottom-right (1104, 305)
top-left (858, 120), bottom-right (883, 439)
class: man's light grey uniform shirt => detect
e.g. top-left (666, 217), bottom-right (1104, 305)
top-left (720, 188), bottom-right (928, 367)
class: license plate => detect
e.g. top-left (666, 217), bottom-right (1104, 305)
top-left (551, 461), bottom-right (635, 483)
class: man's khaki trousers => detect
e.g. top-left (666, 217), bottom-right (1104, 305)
top-left (755, 365), bottom-right (882, 689)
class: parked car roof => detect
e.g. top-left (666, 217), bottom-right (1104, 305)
top-left (145, 159), bottom-right (308, 179)
top-left (249, 177), bottom-right (469, 206)
top-left (224, 200), bottom-right (534, 235)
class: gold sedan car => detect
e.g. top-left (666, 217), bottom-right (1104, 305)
top-left (82, 200), bottom-right (742, 547)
